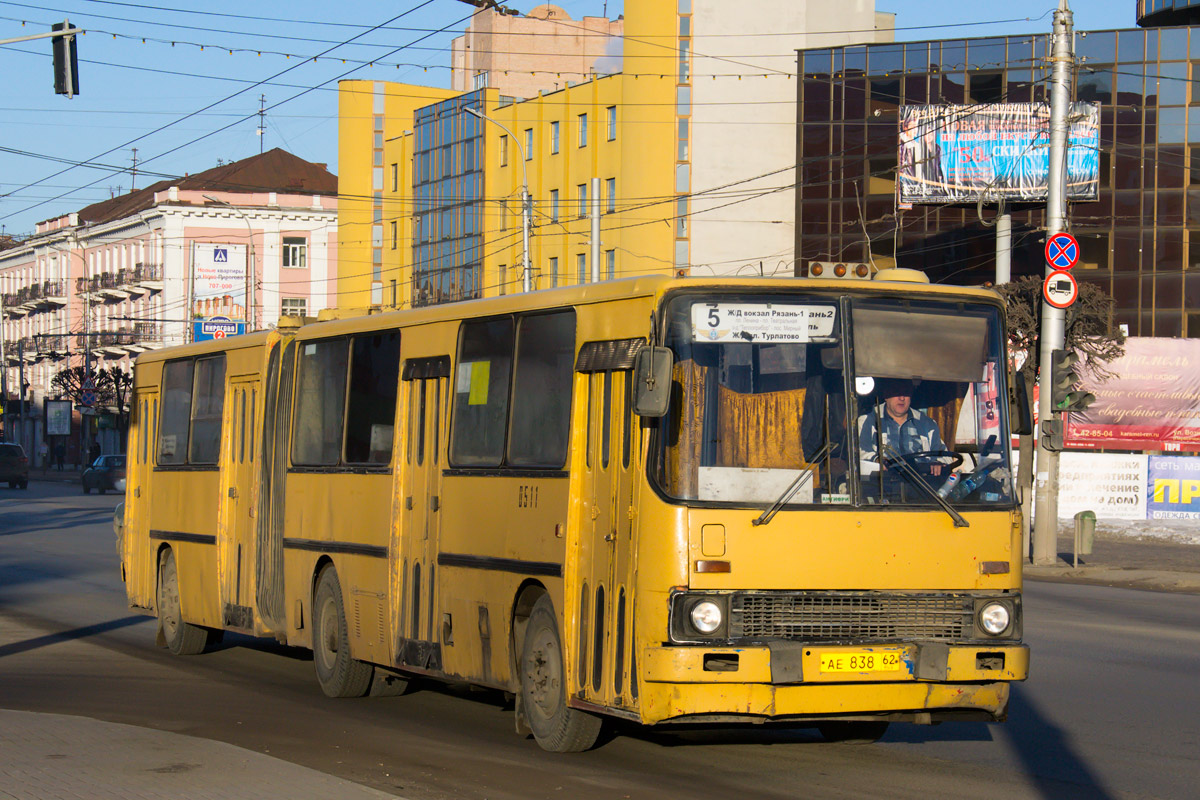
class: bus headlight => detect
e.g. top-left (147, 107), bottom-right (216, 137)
top-left (690, 601), bottom-right (723, 634)
top-left (978, 601), bottom-right (1011, 636)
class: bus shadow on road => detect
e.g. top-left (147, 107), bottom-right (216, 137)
top-left (997, 684), bottom-right (1117, 800)
top-left (0, 615), bottom-right (150, 659)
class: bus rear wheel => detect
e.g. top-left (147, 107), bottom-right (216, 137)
top-left (157, 548), bottom-right (214, 655)
top-left (520, 594), bottom-right (602, 752)
top-left (313, 566), bottom-right (373, 698)
top-left (817, 721), bottom-right (890, 744)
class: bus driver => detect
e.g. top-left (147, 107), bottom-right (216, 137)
top-left (857, 378), bottom-right (949, 477)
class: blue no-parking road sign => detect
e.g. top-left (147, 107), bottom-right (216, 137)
top-left (1045, 232), bottom-right (1079, 271)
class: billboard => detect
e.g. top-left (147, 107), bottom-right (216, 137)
top-left (1066, 338), bottom-right (1200, 453)
top-left (192, 242), bottom-right (247, 341)
top-left (1147, 456), bottom-right (1200, 520)
top-left (45, 399), bottom-right (72, 436)
top-left (897, 102), bottom-right (1100, 204)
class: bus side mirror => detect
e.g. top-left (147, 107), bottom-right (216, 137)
top-left (1009, 370), bottom-right (1033, 436)
top-left (633, 346), bottom-right (673, 417)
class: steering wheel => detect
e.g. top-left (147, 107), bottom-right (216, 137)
top-left (881, 449), bottom-right (964, 472)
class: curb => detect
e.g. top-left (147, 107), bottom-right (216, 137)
top-left (1026, 566), bottom-right (1200, 594)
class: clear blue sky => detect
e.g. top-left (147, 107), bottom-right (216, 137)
top-left (0, 1), bottom-right (1137, 236)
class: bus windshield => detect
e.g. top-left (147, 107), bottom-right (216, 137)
top-left (651, 293), bottom-right (1015, 509)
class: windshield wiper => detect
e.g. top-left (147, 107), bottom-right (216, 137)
top-left (752, 443), bottom-right (828, 527)
top-left (880, 443), bottom-right (969, 528)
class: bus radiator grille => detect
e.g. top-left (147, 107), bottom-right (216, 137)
top-left (732, 592), bottom-right (973, 642)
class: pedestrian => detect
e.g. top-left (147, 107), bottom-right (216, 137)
top-left (89, 442), bottom-right (101, 466)
top-left (54, 442), bottom-right (65, 471)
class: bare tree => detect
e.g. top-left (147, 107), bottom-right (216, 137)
top-left (995, 276), bottom-right (1125, 556)
top-left (50, 365), bottom-right (134, 441)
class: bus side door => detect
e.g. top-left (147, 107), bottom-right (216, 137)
top-left (580, 368), bottom-right (639, 712)
top-left (397, 366), bottom-right (447, 670)
top-left (217, 376), bottom-right (259, 630)
top-left (124, 389), bottom-right (159, 609)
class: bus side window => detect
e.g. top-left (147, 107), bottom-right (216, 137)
top-left (159, 360), bottom-right (194, 465)
top-left (292, 339), bottom-right (349, 466)
top-left (450, 317), bottom-right (515, 467)
top-left (508, 310), bottom-right (575, 468)
top-left (345, 330), bottom-right (400, 464)
top-left (189, 355), bottom-right (226, 465)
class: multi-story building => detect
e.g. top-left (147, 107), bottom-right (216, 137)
top-left (0, 148), bottom-right (337, 461)
top-left (339, 0), bottom-right (894, 309)
top-left (451, 3), bottom-right (624, 99)
top-left (794, 20), bottom-right (1200, 338)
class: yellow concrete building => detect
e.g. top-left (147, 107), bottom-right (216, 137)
top-left (337, 1), bottom-right (892, 309)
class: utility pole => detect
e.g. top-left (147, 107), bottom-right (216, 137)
top-left (465, 106), bottom-right (531, 292)
top-left (1032, 0), bottom-right (1074, 565)
top-left (130, 148), bottom-right (139, 191)
top-left (590, 177), bottom-right (601, 283)
top-left (0, 291), bottom-right (7, 441)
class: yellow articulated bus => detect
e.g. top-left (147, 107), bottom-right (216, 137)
top-left (117, 270), bottom-right (1029, 752)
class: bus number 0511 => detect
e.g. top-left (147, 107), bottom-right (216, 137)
top-left (517, 485), bottom-right (539, 508)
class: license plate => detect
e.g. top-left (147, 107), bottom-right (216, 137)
top-left (819, 651), bottom-right (904, 673)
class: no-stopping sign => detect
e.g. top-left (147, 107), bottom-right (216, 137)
top-left (1045, 232), bottom-right (1080, 270)
top-left (1043, 269), bottom-right (1078, 309)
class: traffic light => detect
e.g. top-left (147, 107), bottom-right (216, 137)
top-left (1048, 348), bottom-right (1096, 413)
top-left (1040, 418), bottom-right (1064, 452)
top-left (52, 21), bottom-right (79, 98)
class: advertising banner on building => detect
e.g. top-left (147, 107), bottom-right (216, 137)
top-left (897, 102), bottom-right (1100, 204)
top-left (1057, 452), bottom-right (1148, 520)
top-left (192, 242), bottom-right (247, 342)
top-left (1066, 338), bottom-right (1200, 452)
top-left (1146, 455), bottom-right (1200, 520)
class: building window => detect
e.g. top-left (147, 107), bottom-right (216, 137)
top-left (605, 249), bottom-right (616, 280)
top-left (578, 183), bottom-right (588, 218)
top-left (500, 134), bottom-right (508, 167)
top-left (473, 70), bottom-right (489, 90)
top-left (550, 189), bottom-right (560, 222)
top-left (390, 220), bottom-right (398, 249)
top-left (281, 298), bottom-right (307, 318)
top-left (549, 256), bottom-right (559, 288)
top-left (390, 163), bottom-right (398, 192)
top-left (524, 128), bottom-right (533, 160)
top-left (282, 237), bottom-right (307, 268)
top-left (578, 113), bottom-right (588, 147)
top-left (499, 264), bottom-right (508, 295)
top-left (606, 177), bottom-right (616, 213)
top-left (577, 252), bottom-right (587, 283)
top-left (607, 106), bottom-right (616, 141)
top-left (550, 121), bottom-right (560, 154)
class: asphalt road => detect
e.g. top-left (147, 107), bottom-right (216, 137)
top-left (2, 481), bottom-right (1198, 799)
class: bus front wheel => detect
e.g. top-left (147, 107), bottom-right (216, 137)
top-left (157, 548), bottom-right (213, 656)
top-left (313, 566), bottom-right (373, 698)
top-left (520, 594), bottom-right (602, 752)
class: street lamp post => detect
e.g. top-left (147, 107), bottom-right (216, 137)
top-left (203, 195), bottom-right (256, 330)
top-left (465, 106), bottom-right (532, 293)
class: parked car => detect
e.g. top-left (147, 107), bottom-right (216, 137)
top-left (82, 454), bottom-right (126, 494)
top-left (0, 443), bottom-right (29, 489)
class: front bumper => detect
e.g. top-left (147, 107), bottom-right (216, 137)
top-left (636, 642), bottom-right (1028, 725)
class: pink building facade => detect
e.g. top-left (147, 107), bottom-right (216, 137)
top-left (451, 3), bottom-right (623, 99)
top-left (0, 149), bottom-right (337, 462)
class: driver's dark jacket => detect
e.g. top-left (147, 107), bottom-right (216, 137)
top-left (856, 406), bottom-right (946, 463)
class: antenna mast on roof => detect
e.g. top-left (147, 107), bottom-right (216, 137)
top-left (257, 94), bottom-right (266, 154)
top-left (130, 148), bottom-right (138, 191)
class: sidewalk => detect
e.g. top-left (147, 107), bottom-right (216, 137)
top-left (0, 709), bottom-right (404, 800)
top-left (1023, 530), bottom-right (1200, 594)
